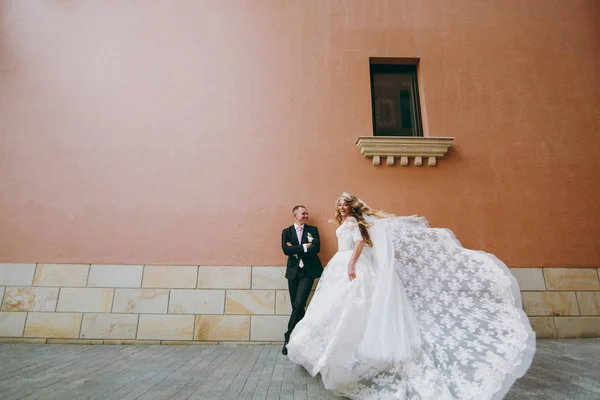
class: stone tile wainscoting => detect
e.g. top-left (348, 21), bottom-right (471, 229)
top-left (0, 264), bottom-right (599, 343)
top-left (514, 267), bottom-right (600, 338)
top-left (0, 264), bottom-right (311, 344)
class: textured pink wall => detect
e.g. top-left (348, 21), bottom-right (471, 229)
top-left (1, 0), bottom-right (599, 267)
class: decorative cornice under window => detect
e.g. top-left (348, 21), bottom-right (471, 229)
top-left (355, 136), bottom-right (454, 166)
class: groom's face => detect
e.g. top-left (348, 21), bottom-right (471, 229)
top-left (294, 207), bottom-right (309, 225)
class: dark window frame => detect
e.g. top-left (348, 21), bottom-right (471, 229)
top-left (369, 60), bottom-right (424, 137)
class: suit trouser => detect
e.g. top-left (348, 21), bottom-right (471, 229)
top-left (284, 268), bottom-right (314, 343)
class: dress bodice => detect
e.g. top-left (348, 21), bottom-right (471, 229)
top-left (336, 217), bottom-right (364, 251)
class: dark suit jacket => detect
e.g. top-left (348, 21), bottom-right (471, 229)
top-left (281, 224), bottom-right (323, 280)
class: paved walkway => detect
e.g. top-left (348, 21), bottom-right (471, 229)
top-left (0, 339), bottom-right (598, 399)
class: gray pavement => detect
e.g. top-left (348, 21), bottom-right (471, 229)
top-left (0, 339), bottom-right (598, 399)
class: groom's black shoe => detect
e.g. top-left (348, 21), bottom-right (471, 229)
top-left (281, 343), bottom-right (288, 356)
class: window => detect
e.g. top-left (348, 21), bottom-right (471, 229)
top-left (369, 60), bottom-right (423, 137)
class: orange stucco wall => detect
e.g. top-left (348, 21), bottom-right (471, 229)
top-left (1, 1), bottom-right (599, 267)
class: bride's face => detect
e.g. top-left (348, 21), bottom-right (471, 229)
top-left (338, 201), bottom-right (351, 218)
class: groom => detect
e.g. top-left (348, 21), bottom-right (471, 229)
top-left (281, 205), bottom-right (323, 355)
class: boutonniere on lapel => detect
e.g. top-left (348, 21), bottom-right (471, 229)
top-left (307, 233), bottom-right (314, 243)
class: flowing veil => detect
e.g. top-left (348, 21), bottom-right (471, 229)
top-left (350, 213), bottom-right (536, 400)
top-left (338, 193), bottom-right (535, 399)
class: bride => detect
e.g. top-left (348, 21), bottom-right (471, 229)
top-left (286, 193), bottom-right (535, 400)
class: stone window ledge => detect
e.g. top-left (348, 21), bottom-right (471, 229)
top-left (356, 136), bottom-right (454, 166)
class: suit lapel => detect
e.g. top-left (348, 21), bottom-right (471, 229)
top-left (300, 225), bottom-right (309, 244)
top-left (290, 226), bottom-right (300, 246)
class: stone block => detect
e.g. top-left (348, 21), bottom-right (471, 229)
top-left (103, 340), bottom-right (160, 345)
top-left (225, 290), bottom-right (274, 315)
top-left (168, 290), bottom-right (225, 314)
top-left (251, 267), bottom-right (287, 289)
top-left (24, 312), bottom-right (82, 338)
top-left (137, 315), bottom-right (194, 340)
top-left (2, 287), bottom-right (59, 312)
top-left (88, 264), bottom-right (143, 288)
top-left (528, 317), bottom-right (556, 339)
top-left (33, 264), bottom-right (89, 287)
top-left (80, 313), bottom-right (138, 339)
top-left (112, 289), bottom-right (169, 314)
top-left (250, 315), bottom-right (288, 341)
top-left (0, 338), bottom-right (47, 344)
top-left (198, 266), bottom-right (251, 289)
top-left (275, 290), bottom-right (291, 315)
top-left (142, 265), bottom-right (198, 288)
top-left (522, 291), bottom-right (579, 316)
top-left (57, 288), bottom-right (114, 312)
top-left (0, 312), bottom-right (27, 337)
top-left (0, 264), bottom-right (36, 286)
top-left (576, 291), bottom-right (600, 316)
top-left (161, 340), bottom-right (219, 345)
top-left (195, 315), bottom-right (250, 341)
top-left (544, 268), bottom-right (600, 291)
top-left (509, 268), bottom-right (546, 290)
top-left (555, 317), bottom-right (600, 338)
top-left (47, 339), bottom-right (104, 345)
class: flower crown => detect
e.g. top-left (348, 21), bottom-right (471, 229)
top-left (339, 192), bottom-right (368, 210)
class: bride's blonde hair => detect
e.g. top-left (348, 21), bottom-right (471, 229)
top-left (330, 193), bottom-right (380, 247)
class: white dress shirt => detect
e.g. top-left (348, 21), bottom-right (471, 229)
top-left (294, 223), bottom-right (308, 267)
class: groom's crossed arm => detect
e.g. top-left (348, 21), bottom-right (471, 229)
top-left (282, 229), bottom-right (303, 257)
top-left (281, 228), bottom-right (320, 258)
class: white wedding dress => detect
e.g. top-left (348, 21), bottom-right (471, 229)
top-left (286, 215), bottom-right (535, 400)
